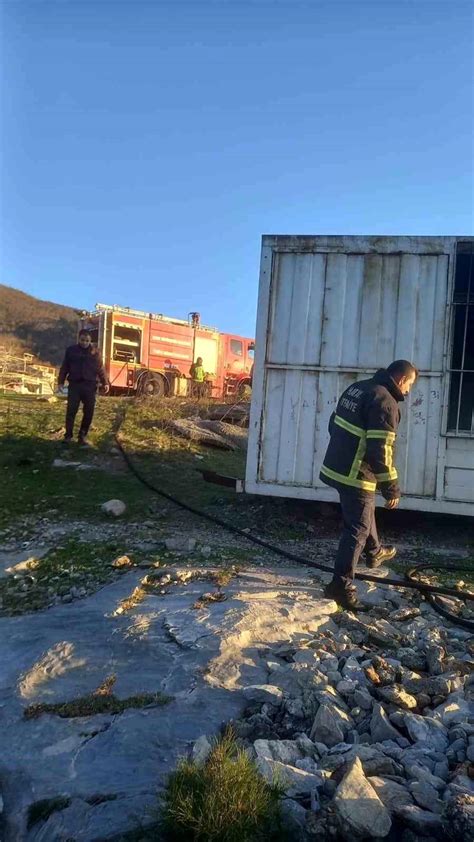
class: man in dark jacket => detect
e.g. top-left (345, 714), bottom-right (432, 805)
top-left (321, 360), bottom-right (418, 610)
top-left (58, 329), bottom-right (109, 444)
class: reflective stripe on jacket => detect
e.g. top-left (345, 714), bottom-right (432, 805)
top-left (319, 369), bottom-right (402, 500)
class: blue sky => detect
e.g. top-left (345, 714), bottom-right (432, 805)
top-left (1, 0), bottom-right (473, 337)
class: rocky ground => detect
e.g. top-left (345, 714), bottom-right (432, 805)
top-left (0, 534), bottom-right (472, 841)
top-left (0, 396), bottom-right (473, 840)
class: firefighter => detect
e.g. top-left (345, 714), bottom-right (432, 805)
top-left (189, 356), bottom-right (206, 399)
top-left (58, 329), bottom-right (109, 445)
top-left (321, 360), bottom-right (418, 610)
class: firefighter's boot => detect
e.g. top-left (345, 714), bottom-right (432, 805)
top-left (324, 580), bottom-right (365, 611)
top-left (365, 546), bottom-right (397, 569)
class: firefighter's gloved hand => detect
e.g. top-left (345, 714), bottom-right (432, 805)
top-left (103, 384), bottom-right (110, 395)
top-left (56, 385), bottom-right (66, 396)
top-left (385, 498), bottom-right (400, 510)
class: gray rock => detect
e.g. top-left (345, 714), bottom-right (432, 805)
top-left (256, 756), bottom-right (324, 796)
top-left (370, 704), bottom-right (402, 743)
top-left (409, 781), bottom-right (445, 813)
top-left (334, 757), bottom-right (392, 838)
top-left (243, 685), bottom-right (283, 706)
top-left (343, 745), bottom-right (403, 778)
top-left (426, 644), bottom-right (445, 675)
top-left (450, 737), bottom-right (467, 753)
top-left (24, 793), bottom-right (154, 841)
top-left (296, 734), bottom-right (319, 757)
top-left (354, 688), bottom-right (373, 710)
top-left (395, 804), bottom-right (444, 834)
top-left (391, 607), bottom-right (420, 622)
top-left (191, 735), bottom-right (212, 766)
top-left (254, 739), bottom-right (303, 765)
top-left (327, 670), bottom-right (342, 684)
top-left (433, 761), bottom-right (449, 781)
top-left (342, 657), bottom-right (368, 686)
top-left (445, 793), bottom-right (474, 842)
top-left (377, 685), bottom-right (417, 710)
top-left (269, 662), bottom-right (328, 697)
top-left (406, 765), bottom-right (447, 790)
top-left (467, 745), bottom-right (474, 763)
top-left (433, 694), bottom-right (472, 726)
top-left (314, 686), bottom-right (351, 713)
top-left (368, 776), bottom-right (414, 814)
top-left (280, 798), bottom-right (308, 838)
top-left (294, 757), bottom-right (320, 774)
top-left (101, 499), bottom-right (126, 517)
top-left (402, 712), bottom-right (448, 752)
top-left (399, 648), bottom-right (427, 672)
top-left (337, 679), bottom-right (357, 696)
top-left (449, 726), bottom-right (468, 743)
top-left (310, 703), bottom-right (353, 748)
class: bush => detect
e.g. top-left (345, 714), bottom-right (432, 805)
top-left (159, 728), bottom-right (287, 841)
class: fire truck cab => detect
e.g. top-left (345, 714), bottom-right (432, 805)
top-left (80, 304), bottom-right (254, 399)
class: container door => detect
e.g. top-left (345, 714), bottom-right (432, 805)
top-left (250, 245), bottom-right (449, 499)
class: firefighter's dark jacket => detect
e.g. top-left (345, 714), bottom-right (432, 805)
top-left (320, 369), bottom-right (403, 500)
top-left (58, 345), bottom-right (107, 387)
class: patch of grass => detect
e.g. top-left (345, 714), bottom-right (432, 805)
top-left (27, 796), bottom-right (72, 829)
top-left (0, 539), bottom-right (140, 615)
top-left (0, 395), bottom-right (249, 534)
top-left (24, 673), bottom-right (172, 719)
top-left (159, 727), bottom-right (288, 842)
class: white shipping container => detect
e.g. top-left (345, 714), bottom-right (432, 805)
top-left (246, 235), bottom-right (474, 516)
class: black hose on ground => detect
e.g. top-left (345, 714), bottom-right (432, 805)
top-left (115, 435), bottom-right (474, 630)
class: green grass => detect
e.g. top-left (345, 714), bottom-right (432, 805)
top-left (24, 674), bottom-right (172, 719)
top-left (159, 728), bottom-right (288, 842)
top-left (0, 395), bottom-right (248, 531)
top-left (0, 538), bottom-right (139, 615)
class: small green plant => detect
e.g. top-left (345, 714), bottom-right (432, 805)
top-left (159, 728), bottom-right (287, 842)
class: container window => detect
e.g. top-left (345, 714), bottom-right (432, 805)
top-left (447, 242), bottom-right (474, 434)
top-left (230, 339), bottom-right (243, 356)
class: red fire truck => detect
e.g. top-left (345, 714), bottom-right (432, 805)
top-left (79, 303), bottom-right (255, 398)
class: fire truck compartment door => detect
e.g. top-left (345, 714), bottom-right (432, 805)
top-left (194, 336), bottom-right (218, 375)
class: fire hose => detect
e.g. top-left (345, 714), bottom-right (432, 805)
top-left (114, 434), bottom-right (474, 631)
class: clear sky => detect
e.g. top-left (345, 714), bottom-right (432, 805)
top-left (1, 0), bottom-right (473, 338)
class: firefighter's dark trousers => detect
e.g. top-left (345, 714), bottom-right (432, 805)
top-left (65, 382), bottom-right (97, 439)
top-left (333, 489), bottom-right (380, 587)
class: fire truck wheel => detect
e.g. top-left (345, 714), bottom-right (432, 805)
top-left (238, 379), bottom-right (252, 397)
top-left (139, 373), bottom-right (166, 398)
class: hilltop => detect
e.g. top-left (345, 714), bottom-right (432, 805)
top-left (0, 284), bottom-right (78, 366)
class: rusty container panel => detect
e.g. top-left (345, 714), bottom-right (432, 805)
top-left (247, 235), bottom-right (473, 515)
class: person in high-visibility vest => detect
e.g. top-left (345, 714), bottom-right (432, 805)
top-left (189, 356), bottom-right (206, 399)
top-left (321, 359), bottom-right (418, 611)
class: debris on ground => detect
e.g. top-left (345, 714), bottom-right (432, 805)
top-left (101, 499), bottom-right (127, 517)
